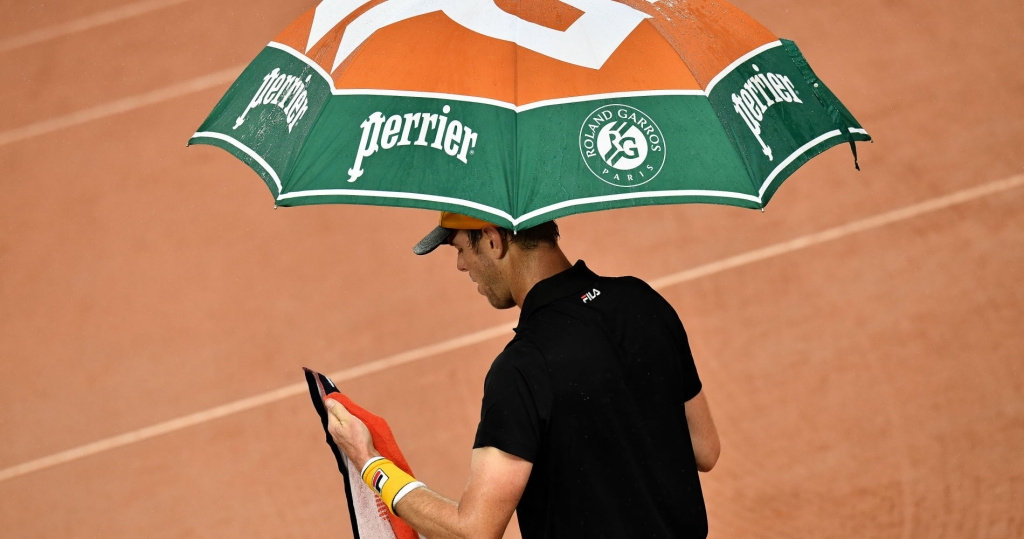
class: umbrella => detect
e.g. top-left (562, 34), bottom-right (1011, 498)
top-left (189, 0), bottom-right (870, 230)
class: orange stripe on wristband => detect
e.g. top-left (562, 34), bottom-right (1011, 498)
top-left (361, 457), bottom-right (422, 514)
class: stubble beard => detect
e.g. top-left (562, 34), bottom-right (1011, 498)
top-left (486, 291), bottom-right (516, 310)
top-left (478, 274), bottom-right (515, 310)
top-left (474, 259), bottom-right (515, 310)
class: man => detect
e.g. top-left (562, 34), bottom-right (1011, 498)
top-left (325, 212), bottom-right (719, 538)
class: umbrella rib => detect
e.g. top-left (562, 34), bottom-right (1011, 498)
top-left (190, 131), bottom-right (283, 195)
top-left (276, 189), bottom-right (516, 223)
top-left (512, 190), bottom-right (761, 226)
top-left (758, 129), bottom-right (843, 199)
top-left (512, 15), bottom-right (521, 223)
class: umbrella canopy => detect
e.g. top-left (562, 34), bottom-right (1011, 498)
top-left (189, 0), bottom-right (870, 230)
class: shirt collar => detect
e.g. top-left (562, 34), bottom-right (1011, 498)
top-left (517, 260), bottom-right (598, 327)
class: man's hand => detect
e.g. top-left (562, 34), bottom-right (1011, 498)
top-left (324, 397), bottom-right (380, 466)
top-left (323, 397), bottom-right (530, 538)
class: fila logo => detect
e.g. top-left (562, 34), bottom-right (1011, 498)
top-left (581, 289), bottom-right (601, 303)
top-left (371, 469), bottom-right (389, 494)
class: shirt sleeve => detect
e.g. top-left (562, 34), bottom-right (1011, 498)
top-left (473, 340), bottom-right (552, 463)
top-left (641, 278), bottom-right (702, 402)
top-left (672, 314), bottom-right (702, 402)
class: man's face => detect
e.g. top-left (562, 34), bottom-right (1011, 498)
top-left (449, 230), bottom-right (515, 310)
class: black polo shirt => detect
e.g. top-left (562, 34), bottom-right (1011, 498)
top-left (474, 261), bottom-right (707, 538)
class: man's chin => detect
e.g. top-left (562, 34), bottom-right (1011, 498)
top-left (485, 295), bottom-right (516, 310)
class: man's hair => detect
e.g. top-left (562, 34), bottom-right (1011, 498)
top-left (467, 220), bottom-right (559, 252)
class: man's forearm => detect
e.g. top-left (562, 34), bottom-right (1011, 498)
top-left (684, 391), bottom-right (720, 472)
top-left (392, 487), bottom-right (476, 539)
top-left (325, 400), bottom-right (524, 537)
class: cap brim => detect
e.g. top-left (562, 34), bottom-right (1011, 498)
top-left (412, 225), bottom-right (452, 255)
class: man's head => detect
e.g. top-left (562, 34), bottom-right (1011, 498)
top-left (413, 212), bottom-right (562, 309)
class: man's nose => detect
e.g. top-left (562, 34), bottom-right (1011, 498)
top-left (456, 256), bottom-right (467, 272)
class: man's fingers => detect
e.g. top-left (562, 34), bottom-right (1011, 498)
top-left (324, 397), bottom-right (358, 438)
top-left (321, 396), bottom-right (378, 467)
top-left (324, 400), bottom-right (350, 440)
top-left (323, 396), bottom-right (352, 420)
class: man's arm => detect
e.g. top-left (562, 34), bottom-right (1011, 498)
top-left (324, 398), bottom-right (531, 539)
top-left (684, 390), bottom-right (720, 472)
top-left (393, 447), bottom-right (531, 539)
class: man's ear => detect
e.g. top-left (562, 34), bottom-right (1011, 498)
top-left (480, 226), bottom-right (509, 259)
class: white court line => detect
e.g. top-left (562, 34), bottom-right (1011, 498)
top-left (0, 0), bottom-right (197, 54)
top-left (1, 173), bottom-right (1021, 483)
top-left (648, 174), bottom-right (1024, 288)
top-left (0, 65), bottom-right (244, 147)
top-left (0, 322), bottom-right (517, 483)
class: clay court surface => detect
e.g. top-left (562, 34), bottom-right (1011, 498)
top-left (1, 0), bottom-right (1022, 537)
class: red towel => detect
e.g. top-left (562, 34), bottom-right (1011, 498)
top-left (304, 368), bottom-right (421, 539)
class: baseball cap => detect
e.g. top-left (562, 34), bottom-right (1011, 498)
top-left (412, 211), bottom-right (497, 255)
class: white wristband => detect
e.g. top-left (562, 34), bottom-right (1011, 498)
top-left (392, 481), bottom-right (426, 508)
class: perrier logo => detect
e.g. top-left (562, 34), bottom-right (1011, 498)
top-left (579, 104), bottom-right (665, 188)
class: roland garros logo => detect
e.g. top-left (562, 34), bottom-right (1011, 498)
top-left (579, 104), bottom-right (665, 188)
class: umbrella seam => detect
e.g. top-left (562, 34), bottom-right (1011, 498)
top-left (512, 10), bottom-right (521, 229)
top-left (700, 41), bottom-right (795, 207)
